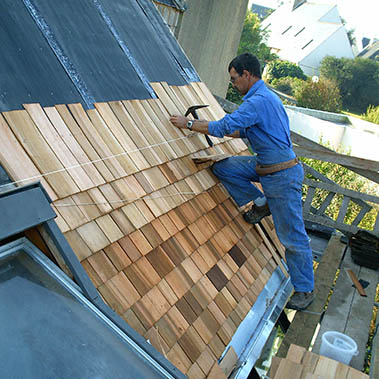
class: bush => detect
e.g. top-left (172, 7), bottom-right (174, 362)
top-left (362, 105), bottom-right (379, 124)
top-left (294, 78), bottom-right (342, 113)
top-left (226, 82), bottom-right (243, 105)
top-left (320, 56), bottom-right (379, 114)
top-left (265, 60), bottom-right (307, 82)
top-left (270, 76), bottom-right (304, 96)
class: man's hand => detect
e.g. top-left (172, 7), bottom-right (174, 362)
top-left (170, 115), bottom-right (188, 129)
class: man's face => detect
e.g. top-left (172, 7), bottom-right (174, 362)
top-left (229, 67), bottom-right (250, 96)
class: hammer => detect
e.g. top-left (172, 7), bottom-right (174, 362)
top-left (185, 105), bottom-right (213, 147)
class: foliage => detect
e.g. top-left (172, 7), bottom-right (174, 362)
top-left (226, 83), bottom-right (243, 105)
top-left (265, 60), bottom-right (307, 82)
top-left (294, 78), bottom-right (342, 113)
top-left (237, 11), bottom-right (277, 64)
top-left (340, 17), bottom-right (356, 47)
top-left (361, 105), bottom-right (379, 124)
top-left (270, 76), bottom-right (304, 96)
top-left (320, 56), bottom-right (379, 114)
top-left (226, 10), bottom-right (277, 104)
top-left (300, 152), bottom-right (378, 231)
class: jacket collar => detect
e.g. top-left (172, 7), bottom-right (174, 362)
top-left (243, 79), bottom-right (264, 100)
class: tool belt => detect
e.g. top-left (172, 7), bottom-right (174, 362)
top-left (256, 157), bottom-right (299, 176)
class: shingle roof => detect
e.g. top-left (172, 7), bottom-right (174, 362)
top-left (0, 81), bottom-right (285, 377)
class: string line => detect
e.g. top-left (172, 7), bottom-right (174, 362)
top-left (54, 191), bottom-right (199, 207)
top-left (0, 133), bottom-right (208, 190)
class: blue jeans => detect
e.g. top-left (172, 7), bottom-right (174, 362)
top-left (212, 156), bottom-right (314, 292)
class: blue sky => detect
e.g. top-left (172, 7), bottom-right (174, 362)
top-left (249, 0), bottom-right (378, 42)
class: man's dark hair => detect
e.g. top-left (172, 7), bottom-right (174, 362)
top-left (228, 53), bottom-right (261, 78)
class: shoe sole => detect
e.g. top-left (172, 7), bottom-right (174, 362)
top-left (243, 213), bottom-right (271, 225)
top-left (285, 298), bottom-right (314, 311)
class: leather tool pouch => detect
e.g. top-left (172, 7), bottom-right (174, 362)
top-left (256, 157), bottom-right (299, 176)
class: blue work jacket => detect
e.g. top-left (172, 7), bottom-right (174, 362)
top-left (208, 80), bottom-right (296, 165)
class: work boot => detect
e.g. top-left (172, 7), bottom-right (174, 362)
top-left (243, 203), bottom-right (271, 224)
top-left (286, 291), bottom-right (314, 310)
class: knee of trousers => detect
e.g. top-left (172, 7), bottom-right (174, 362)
top-left (211, 161), bottom-right (225, 178)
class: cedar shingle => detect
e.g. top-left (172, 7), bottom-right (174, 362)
top-left (206, 264), bottom-right (228, 292)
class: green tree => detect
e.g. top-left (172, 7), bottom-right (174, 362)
top-left (265, 60), bottom-right (307, 82)
top-left (226, 10), bottom-right (277, 104)
top-left (340, 17), bottom-right (356, 47)
top-left (237, 11), bottom-right (276, 63)
top-left (320, 56), bottom-right (379, 113)
top-left (362, 105), bottom-right (379, 124)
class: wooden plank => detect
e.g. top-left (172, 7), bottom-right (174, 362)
top-left (191, 82), bottom-right (226, 120)
top-left (304, 186), bottom-right (316, 215)
top-left (71, 191), bottom-right (102, 222)
top-left (302, 351), bottom-right (320, 374)
top-left (108, 100), bottom-right (165, 166)
top-left (87, 108), bottom-right (138, 174)
top-left (55, 104), bottom-right (115, 182)
top-left (94, 102), bottom-right (150, 171)
top-left (166, 343), bottom-right (192, 374)
top-left (0, 114), bottom-right (57, 200)
top-left (351, 206), bottom-right (371, 227)
top-left (139, 99), bottom-right (183, 157)
top-left (313, 251), bottom-right (378, 371)
top-left (287, 344), bottom-right (307, 363)
top-left (3, 110), bottom-right (79, 198)
top-left (346, 269), bottom-right (367, 297)
top-left (336, 196), bottom-right (351, 224)
top-left (313, 355), bottom-right (340, 377)
top-left (145, 98), bottom-right (192, 156)
top-left (76, 221), bottom-right (110, 253)
top-left (87, 250), bottom-right (118, 283)
top-left (316, 192), bottom-right (336, 216)
top-left (277, 234), bottom-right (346, 358)
top-left (273, 358), bottom-right (304, 379)
top-left (44, 106), bottom-right (105, 187)
top-left (150, 82), bottom-right (198, 154)
top-left (347, 367), bottom-right (370, 378)
top-left (303, 164), bottom-right (371, 212)
top-left (304, 213), bottom-right (360, 235)
top-left (207, 362), bottom-right (228, 379)
top-left (68, 103), bottom-right (127, 179)
top-left (64, 230), bottom-right (93, 261)
top-left (53, 198), bottom-right (88, 229)
top-left (124, 99), bottom-right (176, 161)
top-left (268, 356), bottom-right (282, 378)
top-left (95, 214), bottom-right (124, 243)
top-left (24, 103), bottom-right (94, 191)
top-left (294, 146), bottom-right (379, 172)
top-left (292, 132), bottom-right (379, 184)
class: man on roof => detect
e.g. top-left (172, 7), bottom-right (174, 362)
top-left (170, 53), bottom-right (314, 311)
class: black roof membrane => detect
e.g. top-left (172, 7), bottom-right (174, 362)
top-left (0, 0), bottom-right (198, 111)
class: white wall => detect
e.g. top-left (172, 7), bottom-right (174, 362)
top-left (286, 106), bottom-right (379, 161)
top-left (300, 27), bottom-right (354, 76)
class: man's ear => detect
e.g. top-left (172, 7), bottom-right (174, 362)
top-left (242, 69), bottom-right (251, 78)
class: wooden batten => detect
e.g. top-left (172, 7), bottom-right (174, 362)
top-left (0, 82), bottom-right (287, 377)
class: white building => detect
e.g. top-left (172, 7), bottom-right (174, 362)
top-left (261, 0), bottom-right (354, 76)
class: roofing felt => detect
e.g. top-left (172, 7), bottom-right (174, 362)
top-left (0, 81), bottom-right (286, 376)
top-left (0, 0), bottom-right (198, 112)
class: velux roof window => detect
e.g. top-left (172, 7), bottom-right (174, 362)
top-left (0, 238), bottom-right (173, 378)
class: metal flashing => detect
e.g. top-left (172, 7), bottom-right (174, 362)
top-left (0, 182), bottom-right (56, 241)
top-left (220, 264), bottom-right (292, 378)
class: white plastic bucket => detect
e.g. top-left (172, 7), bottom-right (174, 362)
top-left (319, 331), bottom-right (358, 365)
